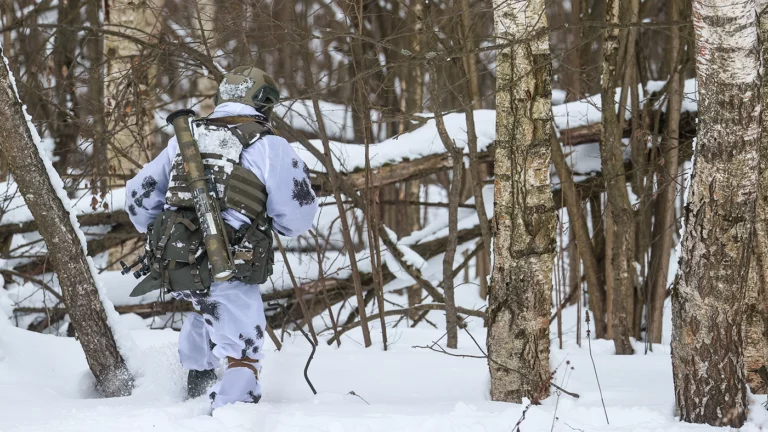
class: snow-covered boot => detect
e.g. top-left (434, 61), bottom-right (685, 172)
top-left (208, 357), bottom-right (262, 409)
top-left (187, 369), bottom-right (217, 399)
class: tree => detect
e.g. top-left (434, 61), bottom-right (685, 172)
top-left (599, 0), bottom-right (634, 355)
top-left (104, 0), bottom-right (165, 268)
top-left (487, 0), bottom-right (556, 402)
top-left (647, 0), bottom-right (685, 346)
top-left (670, 0), bottom-right (761, 426)
top-left (0, 50), bottom-right (134, 397)
top-left (744, 0), bottom-right (768, 394)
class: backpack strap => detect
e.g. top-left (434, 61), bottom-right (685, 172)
top-left (228, 121), bottom-right (274, 149)
top-left (195, 117), bottom-right (275, 149)
top-left (188, 237), bottom-right (206, 291)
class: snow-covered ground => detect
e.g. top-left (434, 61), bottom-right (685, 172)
top-left (2, 295), bottom-right (768, 432)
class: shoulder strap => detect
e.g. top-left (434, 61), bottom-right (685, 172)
top-left (194, 117), bottom-right (275, 148)
top-left (229, 121), bottom-right (274, 149)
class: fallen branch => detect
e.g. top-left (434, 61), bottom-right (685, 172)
top-left (1, 269), bottom-right (64, 303)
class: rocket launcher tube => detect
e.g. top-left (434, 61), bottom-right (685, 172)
top-left (167, 109), bottom-right (235, 281)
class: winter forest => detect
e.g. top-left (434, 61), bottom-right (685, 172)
top-left (1, 0), bottom-right (766, 430)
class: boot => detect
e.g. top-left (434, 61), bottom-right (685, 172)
top-left (187, 369), bottom-right (217, 399)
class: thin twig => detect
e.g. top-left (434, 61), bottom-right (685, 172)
top-left (269, 301), bottom-right (317, 395)
top-left (348, 390), bottom-right (370, 405)
top-left (586, 311), bottom-right (609, 424)
top-left (275, 235), bottom-right (319, 345)
top-left (309, 229), bottom-right (341, 347)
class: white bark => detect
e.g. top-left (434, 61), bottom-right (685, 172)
top-left (671, 0), bottom-right (761, 426)
top-left (744, 0), bottom-right (768, 394)
top-left (488, 0), bottom-right (556, 403)
top-left (104, 0), bottom-right (165, 269)
top-left (104, 0), bottom-right (165, 181)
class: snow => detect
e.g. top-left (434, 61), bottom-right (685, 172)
top-left (0, 68), bottom-right (734, 430)
top-left (194, 125), bottom-right (243, 164)
top-left (381, 227), bottom-right (429, 282)
top-left (293, 110), bottom-right (496, 176)
top-left (275, 99), bottom-right (383, 143)
top-left (218, 77), bottom-right (254, 100)
top-left (3, 299), bottom-right (768, 431)
top-left (0, 183), bottom-right (126, 226)
top-left (552, 78), bottom-right (698, 131)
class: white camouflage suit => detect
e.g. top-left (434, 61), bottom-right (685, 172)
top-left (125, 102), bottom-right (318, 408)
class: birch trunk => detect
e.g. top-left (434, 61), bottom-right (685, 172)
top-left (104, 0), bottom-right (164, 180)
top-left (744, 0), bottom-right (768, 395)
top-left (488, 0), bottom-right (556, 403)
top-left (600, 0), bottom-right (633, 355)
top-left (671, 0), bottom-right (761, 426)
top-left (104, 0), bottom-right (164, 268)
top-left (0, 50), bottom-right (133, 397)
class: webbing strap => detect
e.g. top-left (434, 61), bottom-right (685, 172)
top-left (155, 213), bottom-right (177, 258)
top-left (227, 356), bottom-right (260, 379)
top-left (188, 238), bottom-right (205, 291)
top-left (229, 121), bottom-right (272, 148)
top-left (155, 213), bottom-right (177, 291)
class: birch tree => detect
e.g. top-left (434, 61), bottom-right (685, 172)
top-left (0, 51), bottom-right (133, 397)
top-left (488, 0), bottom-right (556, 403)
top-left (671, 0), bottom-right (761, 426)
top-left (104, 0), bottom-right (164, 267)
top-left (744, 0), bottom-right (768, 394)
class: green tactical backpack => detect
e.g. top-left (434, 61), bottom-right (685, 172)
top-left (130, 209), bottom-right (274, 297)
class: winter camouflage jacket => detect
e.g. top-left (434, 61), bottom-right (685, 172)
top-left (125, 102), bottom-right (318, 239)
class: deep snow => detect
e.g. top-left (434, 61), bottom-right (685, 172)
top-left (2, 296), bottom-right (768, 432)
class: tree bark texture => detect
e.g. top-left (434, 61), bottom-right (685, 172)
top-left (647, 0), bottom-right (684, 345)
top-left (744, 0), bottom-right (768, 395)
top-left (87, 0), bottom-right (108, 194)
top-left (600, 0), bottom-right (634, 355)
top-left (551, 130), bottom-right (606, 337)
top-left (52, 0), bottom-right (81, 174)
top-left (488, 0), bottom-right (556, 403)
top-left (431, 64), bottom-right (465, 350)
top-left (104, 0), bottom-right (164, 183)
top-left (0, 51), bottom-right (133, 397)
top-left (104, 0), bottom-right (164, 270)
top-left (671, 0), bottom-right (761, 426)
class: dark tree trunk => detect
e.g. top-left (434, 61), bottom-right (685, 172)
top-left (52, 0), bottom-right (81, 174)
top-left (647, 0), bottom-right (684, 345)
top-left (0, 50), bottom-right (133, 397)
top-left (599, 0), bottom-right (634, 355)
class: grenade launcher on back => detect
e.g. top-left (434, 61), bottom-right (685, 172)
top-left (166, 109), bottom-right (236, 281)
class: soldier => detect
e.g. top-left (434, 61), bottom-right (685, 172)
top-left (124, 66), bottom-right (318, 409)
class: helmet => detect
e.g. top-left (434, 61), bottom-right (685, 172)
top-left (214, 66), bottom-right (280, 119)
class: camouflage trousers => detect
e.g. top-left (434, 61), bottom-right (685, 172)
top-left (174, 280), bottom-right (266, 408)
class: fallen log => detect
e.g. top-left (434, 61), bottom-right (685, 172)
top-left (0, 211), bottom-right (130, 237)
